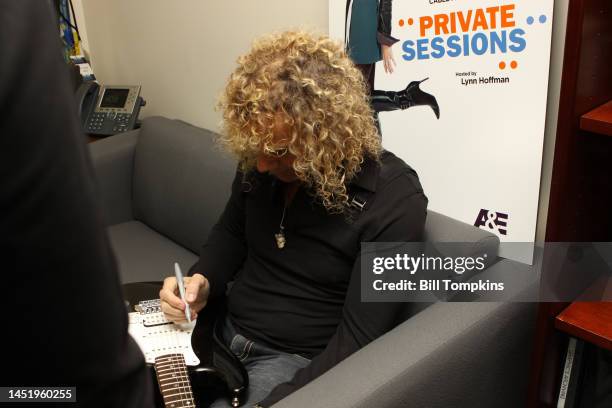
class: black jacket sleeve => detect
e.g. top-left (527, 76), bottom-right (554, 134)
top-left (0, 2), bottom-right (151, 406)
top-left (189, 169), bottom-right (248, 299)
top-left (377, 0), bottom-right (399, 46)
top-left (260, 175), bottom-right (428, 407)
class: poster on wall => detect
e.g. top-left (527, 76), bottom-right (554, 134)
top-left (330, 0), bottom-right (554, 264)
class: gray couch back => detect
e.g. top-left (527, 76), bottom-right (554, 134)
top-left (132, 117), bottom-right (235, 254)
top-left (130, 116), bottom-right (499, 260)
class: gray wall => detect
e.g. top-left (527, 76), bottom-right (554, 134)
top-left (79, 0), bottom-right (328, 131)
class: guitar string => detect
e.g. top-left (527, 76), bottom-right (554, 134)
top-left (177, 320), bottom-right (194, 404)
top-left (167, 316), bottom-right (188, 406)
top-left (172, 325), bottom-right (191, 405)
top-left (180, 326), bottom-right (195, 404)
top-left (160, 316), bottom-right (176, 407)
top-left (161, 316), bottom-right (180, 406)
top-left (156, 308), bottom-right (188, 407)
top-left (144, 303), bottom-right (194, 407)
top-left (169, 313), bottom-right (192, 405)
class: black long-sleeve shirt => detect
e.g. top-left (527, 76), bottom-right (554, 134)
top-left (192, 151), bottom-right (427, 406)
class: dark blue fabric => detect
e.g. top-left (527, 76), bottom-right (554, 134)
top-left (209, 316), bottom-right (311, 407)
top-left (348, 0), bottom-right (381, 64)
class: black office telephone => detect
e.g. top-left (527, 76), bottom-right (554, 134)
top-left (76, 82), bottom-right (145, 136)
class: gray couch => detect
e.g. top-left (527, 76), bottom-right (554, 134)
top-left (89, 116), bottom-right (537, 408)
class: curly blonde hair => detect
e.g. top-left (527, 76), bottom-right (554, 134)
top-left (219, 31), bottom-right (382, 213)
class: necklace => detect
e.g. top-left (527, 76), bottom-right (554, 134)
top-left (275, 205), bottom-right (287, 249)
top-left (275, 183), bottom-right (298, 249)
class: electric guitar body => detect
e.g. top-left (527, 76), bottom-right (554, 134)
top-left (125, 283), bottom-right (248, 408)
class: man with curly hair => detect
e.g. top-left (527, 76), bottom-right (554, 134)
top-left (160, 31), bottom-right (427, 407)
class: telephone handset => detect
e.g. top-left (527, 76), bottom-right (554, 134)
top-left (76, 82), bottom-right (145, 136)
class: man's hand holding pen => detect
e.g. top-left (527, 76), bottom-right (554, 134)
top-left (160, 272), bottom-right (210, 323)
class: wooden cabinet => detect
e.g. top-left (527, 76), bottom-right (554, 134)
top-left (528, 0), bottom-right (612, 407)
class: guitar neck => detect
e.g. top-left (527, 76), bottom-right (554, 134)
top-left (154, 353), bottom-right (196, 408)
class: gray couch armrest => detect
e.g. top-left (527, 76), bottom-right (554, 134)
top-left (273, 300), bottom-right (536, 408)
top-left (425, 210), bottom-right (500, 267)
top-left (88, 130), bottom-right (140, 225)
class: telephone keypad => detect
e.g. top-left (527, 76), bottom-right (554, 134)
top-left (87, 112), bottom-right (133, 134)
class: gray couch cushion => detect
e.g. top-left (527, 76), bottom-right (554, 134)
top-left (132, 116), bottom-right (235, 254)
top-left (108, 221), bottom-right (198, 283)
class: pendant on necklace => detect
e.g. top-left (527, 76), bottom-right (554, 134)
top-left (277, 203), bottom-right (288, 249)
top-left (275, 229), bottom-right (286, 249)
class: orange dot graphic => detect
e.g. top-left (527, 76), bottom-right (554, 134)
top-left (408, 18), bottom-right (414, 25)
top-left (399, 19), bottom-right (405, 27)
top-left (511, 61), bottom-right (518, 69)
top-left (499, 61), bottom-right (506, 69)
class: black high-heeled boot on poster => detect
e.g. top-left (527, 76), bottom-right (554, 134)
top-left (371, 78), bottom-right (440, 119)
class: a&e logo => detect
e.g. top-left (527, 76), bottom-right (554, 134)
top-left (474, 209), bottom-right (508, 235)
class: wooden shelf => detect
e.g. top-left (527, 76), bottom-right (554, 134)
top-left (580, 100), bottom-right (612, 136)
top-left (556, 302), bottom-right (612, 350)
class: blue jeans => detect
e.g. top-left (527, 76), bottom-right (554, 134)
top-left (209, 316), bottom-right (311, 407)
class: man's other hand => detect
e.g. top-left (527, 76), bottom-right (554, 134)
top-left (159, 273), bottom-right (210, 323)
